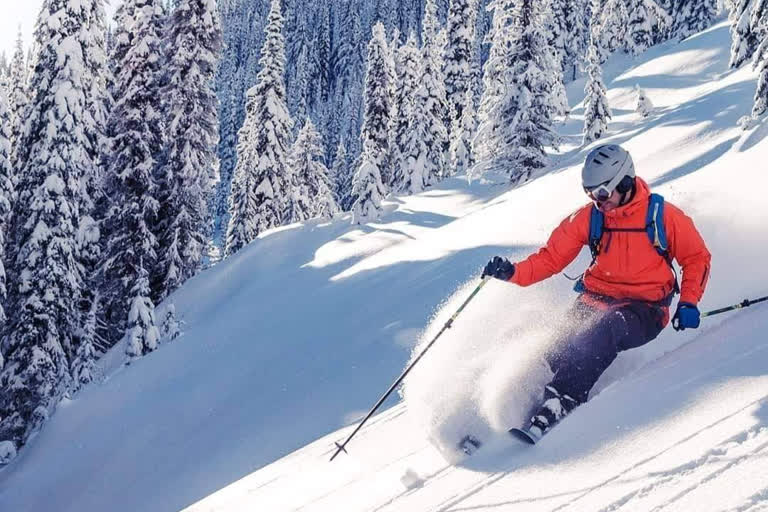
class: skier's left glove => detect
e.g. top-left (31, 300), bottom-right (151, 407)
top-left (672, 302), bottom-right (700, 331)
top-left (481, 256), bottom-right (515, 281)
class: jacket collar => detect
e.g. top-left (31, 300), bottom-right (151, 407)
top-left (603, 177), bottom-right (651, 220)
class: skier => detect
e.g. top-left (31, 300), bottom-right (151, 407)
top-left (482, 144), bottom-right (711, 441)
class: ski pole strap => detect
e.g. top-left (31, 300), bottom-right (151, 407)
top-left (701, 295), bottom-right (768, 318)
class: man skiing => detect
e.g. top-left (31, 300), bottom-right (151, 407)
top-left (482, 144), bottom-right (711, 442)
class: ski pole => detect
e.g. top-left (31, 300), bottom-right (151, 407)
top-left (702, 295), bottom-right (768, 318)
top-left (330, 277), bottom-right (490, 462)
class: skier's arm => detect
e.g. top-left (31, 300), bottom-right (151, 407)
top-left (665, 204), bottom-right (711, 305)
top-left (510, 207), bottom-right (589, 287)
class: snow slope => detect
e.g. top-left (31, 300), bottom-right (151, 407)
top-left (2, 21), bottom-right (768, 512)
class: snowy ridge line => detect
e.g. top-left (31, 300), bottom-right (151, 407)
top-left (596, 427), bottom-right (768, 512)
top-left (548, 395), bottom-right (768, 512)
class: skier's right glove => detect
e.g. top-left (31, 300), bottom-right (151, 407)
top-left (481, 256), bottom-right (515, 281)
top-left (672, 302), bottom-right (700, 331)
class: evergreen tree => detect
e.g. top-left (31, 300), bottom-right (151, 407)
top-left (672, 0), bottom-right (718, 40)
top-left (350, 22), bottom-right (391, 223)
top-left (594, 0), bottom-right (669, 56)
top-left (8, 28), bottom-right (29, 167)
top-left (0, 0), bottom-right (105, 451)
top-left (583, 40), bottom-right (611, 144)
top-left (746, 17), bottom-right (768, 121)
top-left (626, 0), bottom-right (671, 54)
top-left (420, 4), bottom-right (450, 177)
top-left (102, 0), bottom-right (165, 353)
top-left (288, 119), bottom-right (339, 221)
top-left (330, 0), bottom-right (365, 166)
top-left (350, 155), bottom-right (388, 223)
top-left (155, 0), bottom-right (222, 297)
top-left (391, 33), bottom-right (421, 192)
top-left (361, 22), bottom-right (393, 188)
top-left (396, 77), bottom-right (445, 192)
top-left (635, 84), bottom-right (654, 117)
top-left (330, 141), bottom-right (351, 209)
top-left (450, 88), bottom-right (477, 176)
top-left (729, 0), bottom-right (766, 68)
top-left (445, 0), bottom-right (478, 128)
top-left (0, 86), bottom-right (13, 359)
top-left (125, 266), bottom-right (160, 362)
top-left (70, 294), bottom-right (98, 392)
top-left (548, 0), bottom-right (571, 79)
top-left (225, 0), bottom-right (294, 257)
top-left (473, 0), bottom-right (561, 183)
top-left (564, 0), bottom-right (589, 81)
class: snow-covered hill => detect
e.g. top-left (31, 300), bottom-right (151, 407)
top-left (2, 21), bottom-right (768, 512)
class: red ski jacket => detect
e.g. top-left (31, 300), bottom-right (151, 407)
top-left (510, 178), bottom-right (711, 323)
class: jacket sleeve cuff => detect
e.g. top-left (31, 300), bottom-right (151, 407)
top-left (679, 292), bottom-right (699, 306)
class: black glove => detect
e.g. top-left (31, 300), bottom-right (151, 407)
top-left (672, 302), bottom-right (700, 331)
top-left (482, 256), bottom-right (515, 281)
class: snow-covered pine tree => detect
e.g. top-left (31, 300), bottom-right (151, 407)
top-left (636, 84), bottom-right (654, 116)
top-left (729, 0), bottom-right (768, 68)
top-left (155, 0), bottom-right (222, 297)
top-left (592, 0), bottom-right (627, 56)
top-left (565, 0), bottom-right (589, 81)
top-left (451, 88), bottom-right (477, 178)
top-left (746, 16), bottom-right (768, 120)
top-left (330, 141), bottom-right (351, 209)
top-left (419, 2), bottom-right (450, 177)
top-left (225, 0), bottom-right (294, 257)
top-left (0, 85), bottom-right (13, 357)
top-left (361, 22), bottom-right (393, 188)
top-left (0, 54), bottom-right (7, 85)
top-left (593, 0), bottom-right (670, 56)
top-left (330, 0), bottom-right (365, 167)
top-left (213, 0), bottom-right (248, 248)
top-left (102, 0), bottom-right (165, 353)
top-left (70, 293), bottom-right (99, 391)
top-left (445, 0), bottom-right (477, 132)
top-left (350, 22), bottom-right (391, 223)
top-left (350, 155), bottom-right (388, 223)
top-left (548, 0), bottom-right (571, 80)
top-left (672, 0), bottom-right (718, 40)
top-left (390, 33), bottom-right (421, 192)
top-left (625, 0), bottom-right (672, 55)
top-left (473, 0), bottom-right (560, 183)
top-left (583, 40), bottom-right (612, 144)
top-left (288, 119), bottom-right (339, 220)
top-left (125, 266), bottom-right (160, 362)
top-left (8, 28), bottom-right (29, 167)
top-left (0, 0), bottom-right (105, 451)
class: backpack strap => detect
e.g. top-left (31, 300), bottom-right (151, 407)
top-left (646, 193), bottom-right (669, 256)
top-left (579, 194), bottom-right (679, 300)
top-left (646, 193), bottom-right (680, 297)
top-left (588, 204), bottom-right (604, 263)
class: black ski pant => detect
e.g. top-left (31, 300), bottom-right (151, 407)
top-left (545, 294), bottom-right (667, 404)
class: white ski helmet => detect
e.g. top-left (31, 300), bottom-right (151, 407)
top-left (581, 144), bottom-right (635, 200)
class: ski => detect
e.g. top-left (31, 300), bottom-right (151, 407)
top-left (508, 427), bottom-right (539, 445)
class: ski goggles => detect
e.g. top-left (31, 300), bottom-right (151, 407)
top-left (583, 170), bottom-right (626, 203)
